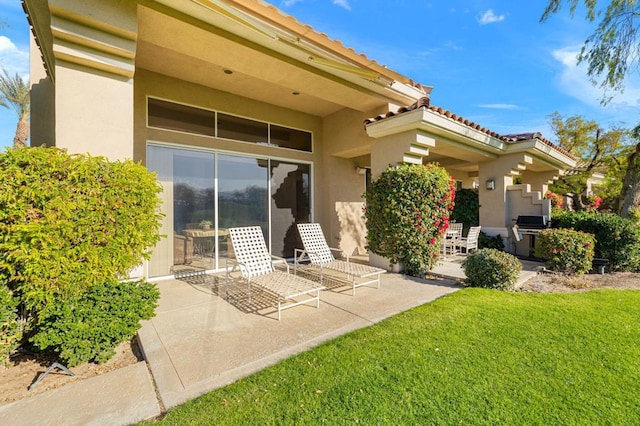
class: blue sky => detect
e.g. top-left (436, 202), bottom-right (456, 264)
top-left (1, 1), bottom-right (639, 150)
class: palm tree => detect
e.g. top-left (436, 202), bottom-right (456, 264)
top-left (0, 68), bottom-right (30, 149)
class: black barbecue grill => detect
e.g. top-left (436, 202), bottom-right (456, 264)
top-left (515, 215), bottom-right (550, 232)
top-left (513, 215), bottom-right (551, 258)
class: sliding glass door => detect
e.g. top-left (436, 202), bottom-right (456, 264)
top-left (146, 144), bottom-right (311, 277)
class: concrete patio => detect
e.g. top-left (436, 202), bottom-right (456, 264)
top-left (0, 257), bottom-right (542, 425)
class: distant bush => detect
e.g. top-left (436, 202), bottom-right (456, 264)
top-left (478, 232), bottom-right (505, 251)
top-left (450, 188), bottom-right (479, 235)
top-left (534, 228), bottom-right (595, 275)
top-left (30, 280), bottom-right (159, 367)
top-left (551, 210), bottom-right (640, 272)
top-left (462, 249), bottom-right (522, 291)
top-left (0, 281), bottom-right (21, 366)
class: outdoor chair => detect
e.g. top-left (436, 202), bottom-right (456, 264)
top-left (226, 226), bottom-right (325, 320)
top-left (455, 225), bottom-right (481, 254)
top-left (443, 222), bottom-right (463, 256)
top-left (295, 223), bottom-right (385, 295)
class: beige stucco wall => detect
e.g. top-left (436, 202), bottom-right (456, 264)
top-left (54, 64), bottom-right (133, 159)
top-left (133, 69), bottom-right (321, 166)
top-left (322, 107), bottom-right (388, 254)
top-left (29, 33), bottom-right (55, 147)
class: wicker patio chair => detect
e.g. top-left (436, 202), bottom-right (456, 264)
top-left (226, 226), bottom-right (325, 320)
top-left (295, 223), bottom-right (385, 295)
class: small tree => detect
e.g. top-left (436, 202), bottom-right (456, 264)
top-left (364, 163), bottom-right (455, 275)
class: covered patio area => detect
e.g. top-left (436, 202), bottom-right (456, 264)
top-left (138, 259), bottom-right (541, 409)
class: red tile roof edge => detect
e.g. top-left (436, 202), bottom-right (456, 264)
top-left (363, 97), bottom-right (576, 160)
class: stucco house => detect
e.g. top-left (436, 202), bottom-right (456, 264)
top-left (23, 0), bottom-right (576, 279)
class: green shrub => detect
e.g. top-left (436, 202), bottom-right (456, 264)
top-left (534, 228), bottom-right (595, 275)
top-left (551, 210), bottom-right (640, 271)
top-left (0, 147), bottom-right (163, 315)
top-left (461, 249), bottom-right (521, 290)
top-left (0, 281), bottom-right (21, 366)
top-left (450, 188), bottom-right (479, 235)
top-left (30, 279), bottom-right (159, 367)
top-left (364, 163), bottom-right (455, 275)
top-left (478, 232), bottom-right (505, 251)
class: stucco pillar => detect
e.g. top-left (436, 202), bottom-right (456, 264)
top-left (478, 153), bottom-right (533, 230)
top-left (520, 170), bottom-right (562, 196)
top-left (48, 0), bottom-right (138, 160)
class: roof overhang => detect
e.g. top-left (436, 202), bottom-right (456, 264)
top-left (365, 107), bottom-right (577, 171)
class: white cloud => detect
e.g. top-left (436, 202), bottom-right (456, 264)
top-left (552, 46), bottom-right (640, 109)
top-left (0, 35), bottom-right (29, 78)
top-left (478, 9), bottom-right (505, 25)
top-left (281, 0), bottom-right (302, 6)
top-left (332, 0), bottom-right (351, 10)
top-left (477, 103), bottom-right (520, 110)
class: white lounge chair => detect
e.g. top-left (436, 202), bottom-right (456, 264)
top-left (455, 225), bottom-right (481, 254)
top-left (226, 226), bottom-right (325, 320)
top-left (295, 223), bottom-right (385, 295)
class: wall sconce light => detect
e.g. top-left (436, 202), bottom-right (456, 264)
top-left (356, 167), bottom-right (368, 175)
top-left (486, 179), bottom-right (495, 190)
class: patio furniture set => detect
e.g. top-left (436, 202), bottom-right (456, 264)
top-left (225, 224), bottom-right (385, 320)
top-left (441, 224), bottom-right (481, 260)
top-left (225, 222), bottom-right (481, 320)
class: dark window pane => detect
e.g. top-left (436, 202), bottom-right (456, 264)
top-left (148, 98), bottom-right (216, 137)
top-left (217, 113), bottom-right (268, 144)
top-left (270, 125), bottom-right (312, 152)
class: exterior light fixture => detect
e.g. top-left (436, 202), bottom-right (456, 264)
top-left (486, 179), bottom-right (495, 190)
top-left (356, 167), bottom-right (367, 175)
top-left (223, 69), bottom-right (233, 75)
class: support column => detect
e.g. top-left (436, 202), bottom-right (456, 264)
top-left (49, 0), bottom-right (138, 160)
top-left (478, 153), bottom-right (532, 229)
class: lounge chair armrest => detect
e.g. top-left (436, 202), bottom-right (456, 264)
top-left (226, 258), bottom-right (251, 279)
top-left (270, 254), bottom-right (290, 272)
top-left (294, 248), bottom-right (310, 266)
top-left (329, 246), bottom-right (349, 262)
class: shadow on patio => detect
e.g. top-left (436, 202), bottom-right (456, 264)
top-left (137, 270), bottom-right (462, 410)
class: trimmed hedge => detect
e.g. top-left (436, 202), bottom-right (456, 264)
top-left (30, 279), bottom-right (159, 367)
top-left (551, 210), bottom-right (640, 272)
top-left (534, 228), bottom-right (595, 275)
top-left (450, 188), bottom-right (479, 235)
top-left (462, 249), bottom-right (521, 290)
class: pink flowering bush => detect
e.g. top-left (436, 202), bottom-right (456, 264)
top-left (534, 228), bottom-right (595, 275)
top-left (584, 195), bottom-right (603, 212)
top-left (544, 190), bottom-right (564, 209)
top-left (364, 163), bottom-right (455, 275)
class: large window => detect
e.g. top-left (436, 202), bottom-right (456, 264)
top-left (146, 144), bottom-right (311, 277)
top-left (148, 98), bottom-right (312, 152)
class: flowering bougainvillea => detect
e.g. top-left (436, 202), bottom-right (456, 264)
top-left (584, 195), bottom-right (603, 212)
top-left (544, 190), bottom-right (564, 209)
top-left (364, 163), bottom-right (455, 275)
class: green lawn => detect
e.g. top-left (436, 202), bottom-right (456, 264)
top-left (145, 289), bottom-right (640, 425)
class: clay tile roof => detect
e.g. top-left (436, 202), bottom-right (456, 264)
top-left (363, 97), bottom-right (577, 160)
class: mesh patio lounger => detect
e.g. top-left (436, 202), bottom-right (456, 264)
top-left (295, 223), bottom-right (385, 295)
top-left (226, 226), bottom-right (325, 320)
